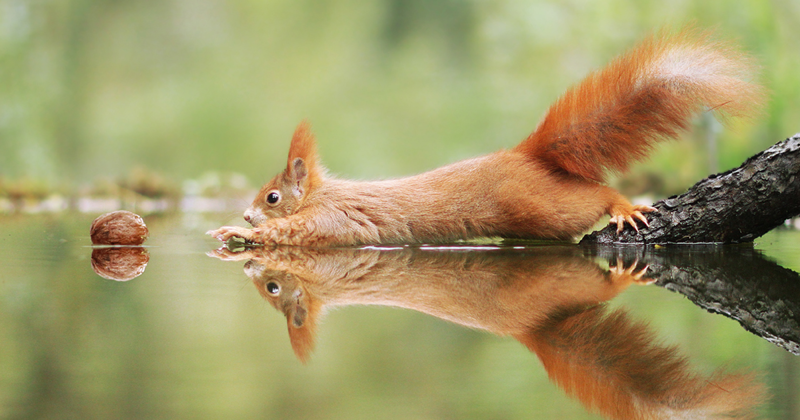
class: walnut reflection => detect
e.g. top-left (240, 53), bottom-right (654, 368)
top-left (212, 246), bottom-right (763, 420)
top-left (91, 247), bottom-right (149, 281)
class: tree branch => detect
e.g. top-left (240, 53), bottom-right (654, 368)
top-left (582, 134), bottom-right (800, 244)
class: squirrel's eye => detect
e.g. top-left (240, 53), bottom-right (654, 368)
top-left (266, 191), bottom-right (281, 205)
top-left (265, 282), bottom-right (280, 295)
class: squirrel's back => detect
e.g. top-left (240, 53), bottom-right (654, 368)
top-left (514, 28), bottom-right (764, 182)
top-left (208, 28), bottom-right (765, 247)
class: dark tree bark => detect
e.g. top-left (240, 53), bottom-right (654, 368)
top-left (582, 134), bottom-right (800, 244)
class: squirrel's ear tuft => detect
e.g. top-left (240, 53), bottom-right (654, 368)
top-left (287, 121), bottom-right (318, 169)
top-left (286, 121), bottom-right (323, 191)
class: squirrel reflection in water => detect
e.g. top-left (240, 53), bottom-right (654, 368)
top-left (210, 246), bottom-right (764, 419)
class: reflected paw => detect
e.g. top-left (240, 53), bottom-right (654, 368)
top-left (609, 258), bottom-right (654, 285)
top-left (206, 247), bottom-right (259, 261)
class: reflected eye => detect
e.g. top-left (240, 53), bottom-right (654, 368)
top-left (265, 282), bottom-right (280, 295)
top-left (266, 191), bottom-right (281, 205)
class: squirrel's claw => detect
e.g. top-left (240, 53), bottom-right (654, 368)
top-left (207, 226), bottom-right (253, 242)
top-left (610, 205), bottom-right (657, 234)
top-left (609, 257), bottom-right (654, 285)
top-left (207, 247), bottom-right (259, 261)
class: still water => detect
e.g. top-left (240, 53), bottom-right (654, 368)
top-left (1, 213), bottom-right (799, 420)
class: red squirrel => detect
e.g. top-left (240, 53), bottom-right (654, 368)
top-left (208, 29), bottom-right (763, 247)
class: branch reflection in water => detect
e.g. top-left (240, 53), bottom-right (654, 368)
top-left (209, 245), bottom-right (764, 419)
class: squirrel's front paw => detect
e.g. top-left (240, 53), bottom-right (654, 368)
top-left (206, 226), bottom-right (254, 243)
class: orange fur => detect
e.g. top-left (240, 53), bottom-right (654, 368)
top-left (286, 120), bottom-right (324, 189)
top-left (217, 247), bottom-right (764, 419)
top-left (516, 306), bottom-right (764, 420)
top-left (517, 28), bottom-right (763, 182)
top-left (209, 28), bottom-right (762, 246)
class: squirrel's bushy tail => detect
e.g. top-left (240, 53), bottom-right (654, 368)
top-left (515, 28), bottom-right (764, 182)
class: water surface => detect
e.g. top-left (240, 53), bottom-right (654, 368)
top-left (1, 213), bottom-right (799, 419)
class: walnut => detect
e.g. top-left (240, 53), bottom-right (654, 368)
top-left (90, 210), bottom-right (149, 245)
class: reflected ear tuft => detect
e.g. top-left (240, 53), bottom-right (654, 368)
top-left (286, 289), bottom-right (322, 364)
top-left (292, 302), bottom-right (307, 328)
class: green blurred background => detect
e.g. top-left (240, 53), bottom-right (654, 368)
top-left (1, 0), bottom-right (798, 197)
top-left (2, 3), bottom-right (800, 418)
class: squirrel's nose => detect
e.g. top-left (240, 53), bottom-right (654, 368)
top-left (243, 209), bottom-right (258, 226)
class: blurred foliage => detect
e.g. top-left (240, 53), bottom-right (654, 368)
top-left (0, 177), bottom-right (54, 200)
top-left (0, 0), bottom-right (799, 195)
top-left (117, 166), bottom-right (180, 199)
